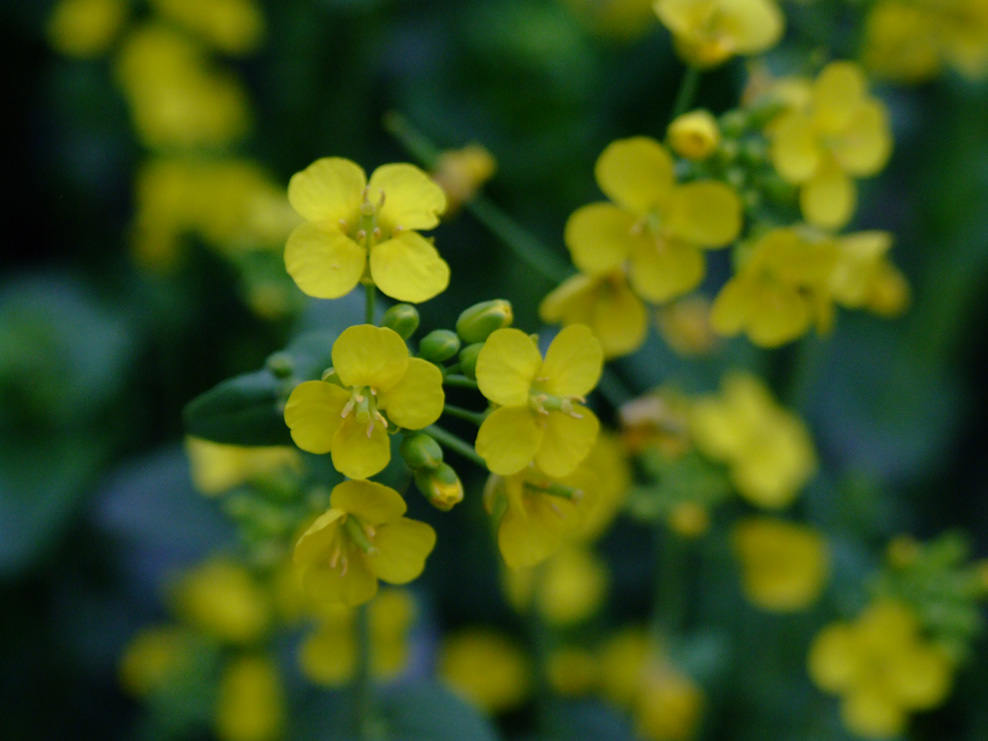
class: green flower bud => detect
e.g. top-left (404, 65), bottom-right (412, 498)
top-left (400, 432), bottom-right (444, 471)
top-left (457, 342), bottom-right (483, 380)
top-left (418, 330), bottom-right (461, 363)
top-left (415, 463), bottom-right (464, 511)
top-left (265, 352), bottom-right (294, 379)
top-left (380, 303), bottom-right (420, 340)
top-left (455, 299), bottom-right (513, 344)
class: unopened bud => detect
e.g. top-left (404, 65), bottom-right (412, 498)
top-left (415, 463), bottom-right (464, 511)
top-left (380, 303), bottom-right (420, 340)
top-left (457, 342), bottom-right (483, 380)
top-left (265, 352), bottom-right (294, 378)
top-left (418, 330), bottom-right (461, 363)
top-left (668, 110), bottom-right (721, 161)
top-left (431, 144), bottom-right (497, 215)
top-left (400, 432), bottom-right (444, 471)
top-left (456, 300), bottom-right (513, 344)
top-left (668, 502), bottom-right (709, 538)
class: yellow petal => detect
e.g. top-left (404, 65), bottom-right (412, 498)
top-left (303, 555), bottom-right (379, 607)
top-left (284, 222), bottom-right (366, 299)
top-left (628, 239), bottom-right (705, 302)
top-left (800, 161), bottom-right (857, 230)
top-left (718, 0), bottom-right (785, 54)
top-left (476, 328), bottom-right (542, 407)
top-left (590, 276), bottom-right (649, 358)
top-left (886, 644), bottom-right (952, 709)
top-left (811, 62), bottom-right (867, 135)
top-left (665, 181), bottom-right (742, 247)
top-left (288, 157), bottom-right (365, 224)
top-left (498, 494), bottom-right (575, 569)
top-left (284, 381), bottom-right (349, 454)
top-left (746, 283), bottom-right (811, 348)
top-left (709, 276), bottom-right (750, 337)
top-left (332, 324), bottom-right (410, 390)
top-left (535, 407), bottom-right (600, 477)
top-left (841, 689), bottom-right (906, 740)
top-left (299, 626), bottom-right (355, 685)
top-left (294, 508), bottom-right (345, 569)
top-left (368, 163), bottom-right (446, 232)
top-left (808, 623), bottom-right (860, 692)
top-left (368, 518), bottom-right (437, 584)
top-left (537, 325), bottom-right (603, 398)
top-left (378, 358), bottom-right (444, 430)
top-left (539, 273), bottom-right (596, 325)
top-left (594, 137), bottom-right (675, 215)
top-left (331, 416), bottom-right (392, 480)
top-left (369, 231), bottom-right (450, 303)
top-left (770, 112), bottom-right (821, 183)
top-left (831, 100), bottom-right (892, 177)
top-left (564, 203), bottom-right (642, 275)
top-left (330, 480), bottom-right (407, 524)
top-left (475, 406), bottom-right (544, 475)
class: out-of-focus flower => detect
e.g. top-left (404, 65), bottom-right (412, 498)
top-left (546, 646), bottom-right (599, 696)
top-left (47, 0), bottom-right (127, 58)
top-left (150, 0), bottom-right (265, 55)
top-left (170, 559), bottom-right (271, 645)
top-left (440, 628), bottom-right (532, 714)
top-left (657, 295), bottom-right (717, 356)
top-left (654, 0), bottom-right (784, 68)
top-left (185, 437), bottom-right (299, 495)
top-left (119, 626), bottom-right (197, 698)
top-left (503, 544), bottom-right (608, 625)
top-left (215, 654), bottom-right (284, 741)
top-left (564, 0), bottom-right (659, 40)
top-left (430, 144), bottom-right (496, 215)
top-left (667, 110), bottom-right (721, 161)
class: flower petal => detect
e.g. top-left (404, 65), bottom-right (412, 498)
top-left (475, 406), bottom-right (544, 476)
top-left (378, 358), bottom-right (444, 430)
top-left (539, 273), bottom-right (595, 325)
top-left (498, 494), bottom-right (575, 569)
top-left (719, 0), bottom-right (785, 54)
top-left (565, 203), bottom-right (642, 275)
top-left (770, 112), bottom-right (821, 183)
top-left (288, 157), bottom-right (365, 224)
top-left (628, 239), bottom-right (705, 302)
top-left (590, 277), bottom-right (648, 358)
top-left (331, 415), bottom-right (392, 480)
top-left (284, 381), bottom-right (349, 454)
top-left (332, 324), bottom-right (410, 390)
top-left (535, 407), bottom-right (599, 477)
top-left (594, 137), bottom-right (675, 215)
top-left (831, 100), bottom-right (892, 177)
top-left (665, 181), bottom-right (743, 247)
top-left (369, 231), bottom-right (450, 303)
top-left (476, 328), bottom-right (542, 407)
top-left (368, 163), bottom-right (446, 232)
top-left (330, 480), bottom-right (407, 524)
top-left (368, 518), bottom-right (437, 584)
top-left (538, 325), bottom-right (603, 398)
top-left (284, 222), bottom-right (366, 299)
top-left (811, 62), bottom-right (866, 135)
top-left (294, 508), bottom-right (346, 568)
top-left (800, 161), bottom-right (856, 230)
top-left (302, 556), bottom-right (379, 607)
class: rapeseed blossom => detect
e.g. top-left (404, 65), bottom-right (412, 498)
top-left (475, 324), bottom-right (603, 477)
top-left (284, 325), bottom-right (444, 479)
top-left (293, 480), bottom-right (436, 607)
top-left (170, 558), bottom-right (272, 645)
top-left (654, 0), bottom-right (785, 68)
top-left (440, 628), bottom-right (533, 713)
top-left (47, 0), bottom-right (127, 58)
top-left (503, 544), bottom-right (608, 625)
top-left (768, 62), bottom-right (893, 229)
top-left (215, 654), bottom-right (285, 741)
top-left (566, 137), bottom-right (741, 304)
top-left (150, 0), bottom-right (265, 55)
top-left (285, 157), bottom-right (448, 303)
top-left (185, 437), bottom-right (299, 495)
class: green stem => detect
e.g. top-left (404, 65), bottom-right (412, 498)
top-left (353, 601), bottom-right (373, 740)
top-left (383, 111), bottom-right (442, 168)
top-left (669, 65), bottom-right (702, 123)
top-left (443, 373), bottom-right (479, 390)
top-left (426, 425), bottom-right (487, 468)
top-left (651, 528), bottom-right (689, 643)
top-left (442, 404), bottom-right (487, 426)
top-left (364, 282), bottom-right (376, 325)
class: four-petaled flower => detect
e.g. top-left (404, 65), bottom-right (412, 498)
top-left (294, 480), bottom-right (437, 607)
top-left (285, 157), bottom-right (449, 303)
top-left (654, 0), bottom-right (785, 68)
top-left (475, 324), bottom-right (603, 477)
top-left (284, 324), bottom-right (444, 479)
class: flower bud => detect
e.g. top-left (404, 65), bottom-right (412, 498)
top-left (265, 352), bottom-right (294, 379)
top-left (457, 342), bottom-right (483, 380)
top-left (431, 144), bottom-right (497, 215)
top-left (380, 303), bottom-right (420, 340)
top-left (400, 432), bottom-right (444, 471)
top-left (416, 463), bottom-right (464, 511)
top-left (456, 300), bottom-right (513, 344)
top-left (418, 329), bottom-right (461, 362)
top-left (668, 110), bottom-right (720, 161)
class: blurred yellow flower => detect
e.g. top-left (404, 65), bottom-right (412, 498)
top-left (475, 325), bottom-right (603, 477)
top-left (546, 646), bottom-right (599, 696)
top-left (769, 61), bottom-right (893, 229)
top-left (809, 600), bottom-right (954, 738)
top-left (430, 144), bottom-right (496, 214)
top-left (657, 295), bottom-right (718, 356)
top-left (440, 628), bottom-right (532, 714)
top-left (732, 517), bottom-right (829, 611)
top-left (690, 372), bottom-right (816, 508)
top-left (572, 430), bottom-right (632, 540)
top-left (150, 0), bottom-right (265, 55)
top-left (566, 137), bottom-right (742, 304)
top-left (284, 325), bottom-right (444, 479)
top-left (564, 0), bottom-right (659, 40)
top-left (667, 110), bottom-right (721, 161)
top-left (47, 0), bottom-right (127, 58)
top-left (171, 559), bottom-right (271, 645)
top-left (216, 654), bottom-right (284, 741)
top-left (654, 0), bottom-right (784, 68)
top-left (119, 625), bottom-right (195, 697)
top-left (285, 157), bottom-right (448, 303)
top-left (185, 437), bottom-right (299, 495)
top-left (293, 481), bottom-right (436, 607)
top-left (504, 544), bottom-right (608, 624)
top-left (635, 663), bottom-right (705, 741)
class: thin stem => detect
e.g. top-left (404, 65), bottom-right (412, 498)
top-left (651, 528), bottom-right (689, 643)
top-left (383, 111), bottom-right (441, 168)
top-left (426, 425), bottom-right (487, 468)
top-left (443, 373), bottom-right (479, 390)
top-left (442, 404), bottom-right (487, 426)
top-left (353, 601), bottom-right (373, 740)
top-left (669, 65), bottom-right (702, 123)
top-left (364, 282), bottom-right (376, 325)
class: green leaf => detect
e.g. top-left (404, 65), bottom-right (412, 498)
top-left (379, 682), bottom-right (500, 741)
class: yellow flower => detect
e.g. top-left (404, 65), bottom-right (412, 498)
top-left (284, 324), bottom-right (444, 479)
top-left (566, 137), bottom-right (742, 304)
top-left (440, 628), bottom-right (532, 714)
top-left (293, 480), bottom-right (436, 607)
top-left (635, 663), bottom-right (705, 741)
top-left (572, 430), bottom-right (632, 540)
top-left (298, 589), bottom-right (416, 685)
top-left (285, 157), bottom-right (448, 303)
top-left (216, 654), bottom-right (284, 741)
top-left (504, 544), bottom-right (608, 624)
top-left (119, 626), bottom-right (196, 697)
top-left (769, 62), bottom-right (893, 229)
top-left (475, 325), bottom-right (603, 477)
top-left (654, 0), bottom-right (785, 68)
top-left (732, 517), bottom-right (828, 611)
top-left (564, 0), bottom-right (659, 41)
top-left (47, 0), bottom-right (127, 58)
top-left (430, 144), bottom-right (497, 215)
top-left (657, 295), bottom-right (718, 356)
top-left (150, 0), bottom-right (265, 55)
top-left (170, 559), bottom-right (271, 645)
top-left (539, 269), bottom-right (648, 359)
top-left (690, 372), bottom-right (816, 508)
top-left (667, 110), bottom-right (721, 161)
top-left (185, 437), bottom-right (299, 495)
top-left (808, 600), bottom-right (954, 739)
